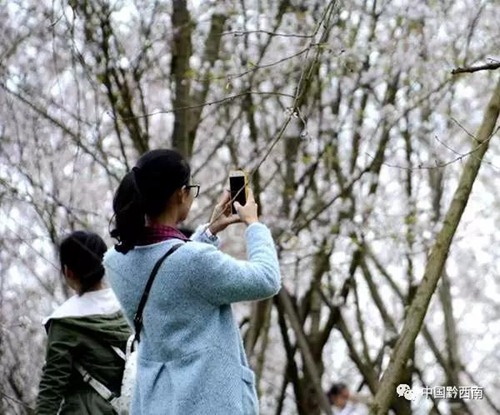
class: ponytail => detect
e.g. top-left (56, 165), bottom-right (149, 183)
top-left (111, 169), bottom-right (145, 254)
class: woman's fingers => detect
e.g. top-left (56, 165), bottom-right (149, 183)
top-left (246, 188), bottom-right (255, 204)
top-left (211, 190), bottom-right (231, 220)
top-left (226, 214), bottom-right (241, 224)
top-left (220, 189), bottom-right (231, 204)
top-left (216, 214), bottom-right (241, 230)
top-left (219, 190), bottom-right (233, 216)
top-left (233, 192), bottom-right (258, 225)
top-left (212, 188), bottom-right (256, 231)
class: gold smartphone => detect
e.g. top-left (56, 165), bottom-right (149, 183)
top-left (229, 169), bottom-right (248, 214)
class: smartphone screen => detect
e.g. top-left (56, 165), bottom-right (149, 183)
top-left (230, 175), bottom-right (246, 214)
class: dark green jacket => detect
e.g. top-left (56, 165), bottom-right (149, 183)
top-left (35, 312), bottom-right (131, 415)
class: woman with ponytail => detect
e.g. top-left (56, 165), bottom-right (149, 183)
top-left (36, 231), bottom-right (131, 415)
top-left (105, 149), bottom-right (281, 415)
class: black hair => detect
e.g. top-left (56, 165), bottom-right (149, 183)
top-left (111, 149), bottom-right (191, 254)
top-left (178, 227), bottom-right (194, 238)
top-left (59, 231), bottom-right (107, 295)
top-left (327, 382), bottom-right (347, 398)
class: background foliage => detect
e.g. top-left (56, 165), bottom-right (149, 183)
top-left (1, 0), bottom-right (499, 414)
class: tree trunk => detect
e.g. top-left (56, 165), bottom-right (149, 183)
top-left (171, 0), bottom-right (193, 158)
top-left (277, 289), bottom-right (333, 415)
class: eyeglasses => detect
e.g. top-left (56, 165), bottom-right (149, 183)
top-left (184, 184), bottom-right (200, 198)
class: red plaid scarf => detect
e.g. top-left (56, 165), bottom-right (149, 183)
top-left (138, 224), bottom-right (190, 245)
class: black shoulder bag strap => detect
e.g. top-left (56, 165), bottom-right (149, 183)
top-left (133, 243), bottom-right (183, 342)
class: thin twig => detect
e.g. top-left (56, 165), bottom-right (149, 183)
top-left (451, 117), bottom-right (479, 142)
top-left (114, 91), bottom-right (295, 120)
top-left (451, 62), bottom-right (500, 75)
top-left (222, 30), bottom-right (315, 39)
top-left (370, 126), bottom-right (499, 171)
top-left (204, 0), bottom-right (340, 230)
top-left (433, 135), bottom-right (464, 157)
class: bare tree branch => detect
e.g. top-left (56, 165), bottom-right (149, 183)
top-left (451, 62), bottom-right (500, 75)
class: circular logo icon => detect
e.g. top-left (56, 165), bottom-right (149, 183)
top-left (404, 389), bottom-right (416, 401)
top-left (396, 384), bottom-right (410, 397)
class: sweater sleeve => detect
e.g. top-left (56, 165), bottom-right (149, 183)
top-left (190, 223), bottom-right (220, 247)
top-left (35, 321), bottom-right (79, 415)
top-left (188, 222), bottom-right (281, 305)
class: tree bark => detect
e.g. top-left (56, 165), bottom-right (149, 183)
top-left (171, 0), bottom-right (193, 158)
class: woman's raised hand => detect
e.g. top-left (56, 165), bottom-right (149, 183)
top-left (208, 188), bottom-right (259, 235)
top-left (208, 190), bottom-right (241, 235)
top-left (233, 188), bottom-right (258, 225)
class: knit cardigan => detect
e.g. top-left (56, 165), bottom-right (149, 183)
top-left (104, 222), bottom-right (281, 415)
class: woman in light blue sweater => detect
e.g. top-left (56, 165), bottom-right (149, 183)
top-left (104, 149), bottom-right (281, 415)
